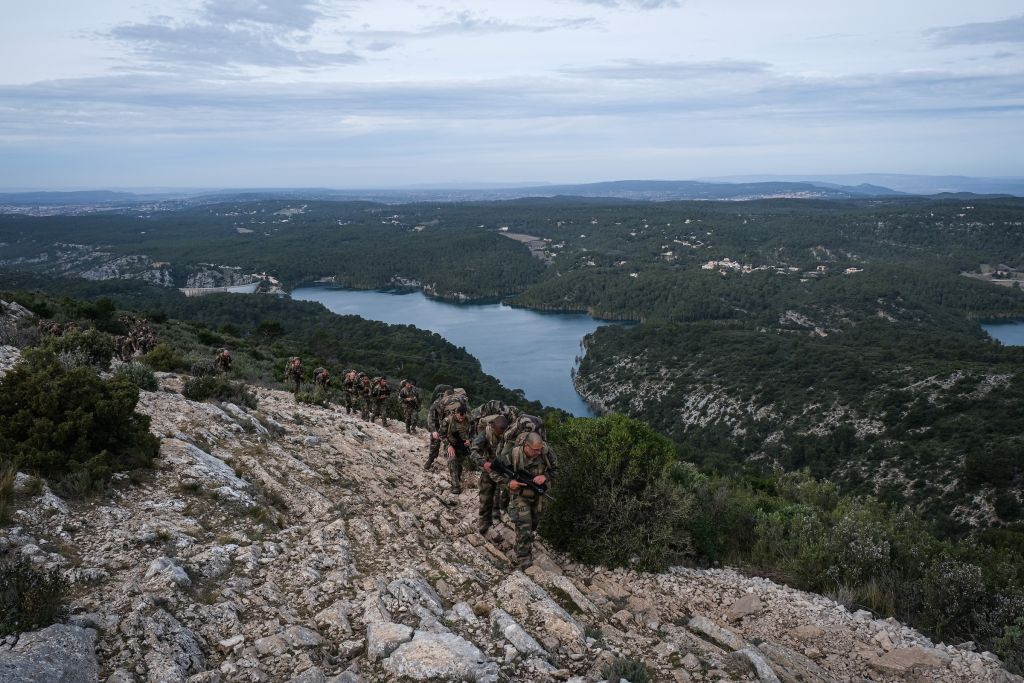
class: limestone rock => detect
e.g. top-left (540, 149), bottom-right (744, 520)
top-left (757, 641), bottom-right (838, 683)
top-left (789, 624), bottom-right (823, 641)
top-left (315, 600), bottom-right (353, 636)
top-left (495, 571), bottom-right (587, 654)
top-left (141, 609), bottom-right (206, 681)
top-left (726, 593), bottom-right (764, 621)
top-left (366, 622), bottom-right (414, 662)
top-left (144, 556), bottom-right (192, 589)
top-left (0, 624), bottom-right (98, 683)
top-left (550, 575), bottom-right (598, 615)
top-left (688, 615), bottom-right (746, 651)
top-left (490, 608), bottom-right (548, 658)
top-left (387, 570), bottom-right (444, 616)
top-left (870, 646), bottom-right (951, 674)
top-left (731, 647), bottom-right (782, 683)
top-left (383, 630), bottom-right (499, 682)
top-left (282, 625), bottom-right (323, 649)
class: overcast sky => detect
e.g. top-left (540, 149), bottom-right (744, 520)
top-left (1, 1), bottom-right (1022, 188)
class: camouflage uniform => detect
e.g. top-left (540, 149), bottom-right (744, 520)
top-left (215, 349), bottom-right (233, 373)
top-left (506, 441), bottom-right (557, 570)
top-left (472, 400), bottom-right (521, 437)
top-left (424, 391), bottom-right (452, 470)
top-left (284, 358), bottom-right (304, 394)
top-left (359, 375), bottom-right (373, 420)
top-left (371, 378), bottom-right (392, 425)
top-left (470, 421), bottom-right (510, 534)
top-left (313, 367), bottom-right (331, 391)
top-left (496, 414), bottom-right (545, 464)
top-left (440, 412), bottom-right (474, 494)
top-left (342, 371), bottom-right (359, 414)
top-left (399, 383), bottom-right (421, 434)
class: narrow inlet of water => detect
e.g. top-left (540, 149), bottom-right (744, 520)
top-left (292, 287), bottom-right (612, 416)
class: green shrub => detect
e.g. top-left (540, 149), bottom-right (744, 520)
top-left (182, 374), bottom-right (257, 409)
top-left (541, 413), bottom-right (687, 571)
top-left (143, 342), bottom-right (186, 372)
top-left (996, 618), bottom-right (1024, 674)
top-left (114, 362), bottom-right (159, 391)
top-left (0, 349), bottom-right (160, 496)
top-left (601, 657), bottom-right (651, 683)
top-left (42, 329), bottom-right (113, 370)
top-left (0, 466), bottom-right (14, 525)
top-left (0, 554), bottom-right (68, 636)
top-left (296, 388), bottom-right (331, 407)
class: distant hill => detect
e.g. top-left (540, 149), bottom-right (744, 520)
top-left (0, 190), bottom-right (151, 204)
top-left (702, 173), bottom-right (1024, 197)
top-left (492, 179), bottom-right (903, 201)
top-left (8, 174), bottom-right (1024, 210)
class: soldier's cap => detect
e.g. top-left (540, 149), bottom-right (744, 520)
top-left (456, 405), bottom-right (467, 415)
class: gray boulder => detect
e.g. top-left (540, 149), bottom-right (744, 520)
top-left (0, 624), bottom-right (98, 682)
top-left (383, 630), bottom-right (499, 682)
top-left (366, 622), bottom-right (414, 662)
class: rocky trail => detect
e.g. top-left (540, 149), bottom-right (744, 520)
top-left (1, 365), bottom-right (1020, 683)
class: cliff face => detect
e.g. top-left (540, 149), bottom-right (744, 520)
top-left (1, 364), bottom-right (1019, 682)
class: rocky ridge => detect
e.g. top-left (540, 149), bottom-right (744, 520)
top-left (1, 359), bottom-right (1020, 683)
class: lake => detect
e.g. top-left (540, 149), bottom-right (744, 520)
top-left (982, 320), bottom-right (1024, 347)
top-left (292, 287), bottom-right (614, 416)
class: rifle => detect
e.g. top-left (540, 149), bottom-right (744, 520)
top-left (489, 459), bottom-right (555, 501)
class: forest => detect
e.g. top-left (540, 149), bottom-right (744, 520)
top-left (2, 195), bottom-right (1023, 533)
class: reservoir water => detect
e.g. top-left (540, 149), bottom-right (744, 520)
top-left (982, 320), bottom-right (1024, 346)
top-left (292, 287), bottom-right (612, 416)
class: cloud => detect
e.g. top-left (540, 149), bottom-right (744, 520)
top-left (3, 64), bottom-right (1021, 145)
top-left (107, 0), bottom-right (361, 69)
top-left (572, 0), bottom-right (680, 9)
top-left (926, 14), bottom-right (1024, 46)
top-left (351, 10), bottom-right (598, 43)
top-left (200, 0), bottom-right (328, 31)
top-left (560, 59), bottom-right (771, 80)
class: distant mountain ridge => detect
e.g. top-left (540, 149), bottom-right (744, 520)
top-left (2, 174), bottom-right (1021, 209)
top-left (702, 173), bottom-right (1024, 196)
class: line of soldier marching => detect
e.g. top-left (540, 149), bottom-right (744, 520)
top-left (266, 353), bottom-right (556, 571)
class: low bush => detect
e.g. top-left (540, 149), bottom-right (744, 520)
top-left (0, 554), bottom-right (68, 636)
top-left (542, 413), bottom-right (687, 571)
top-left (0, 466), bottom-right (14, 525)
top-left (114, 362), bottom-right (159, 391)
top-left (601, 657), bottom-right (651, 683)
top-left (0, 349), bottom-right (160, 496)
top-left (296, 388), bottom-right (332, 407)
top-left (182, 374), bottom-right (257, 409)
top-left (997, 618), bottom-right (1024, 674)
top-left (0, 320), bottom-right (41, 348)
top-left (41, 329), bottom-right (113, 370)
top-left (143, 342), bottom-right (187, 372)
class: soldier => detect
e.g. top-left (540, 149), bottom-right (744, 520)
top-left (371, 376), bottom-right (392, 425)
top-left (506, 432), bottom-right (557, 570)
top-left (424, 385), bottom-right (454, 470)
top-left (215, 348), bottom-right (233, 373)
top-left (342, 369), bottom-right (359, 414)
top-left (284, 357), bottom-right (304, 394)
top-left (439, 405), bottom-right (474, 495)
top-left (359, 373), bottom-right (373, 420)
top-left (313, 366), bottom-right (331, 391)
top-left (399, 380), bottom-right (421, 434)
top-left (470, 415), bottom-right (509, 535)
top-left (497, 413), bottom-right (546, 464)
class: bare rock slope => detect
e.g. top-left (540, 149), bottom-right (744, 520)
top-left (2, 373), bottom-right (1020, 683)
